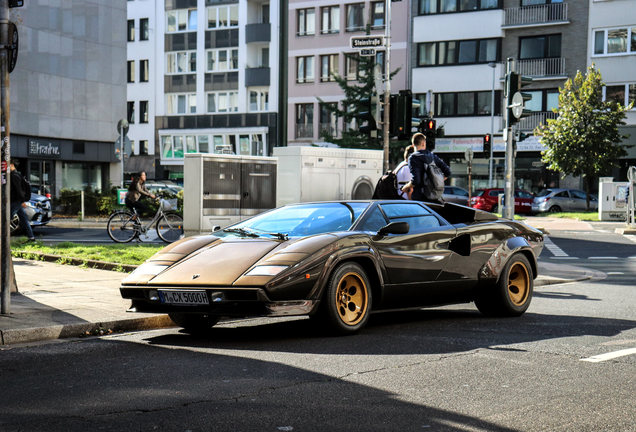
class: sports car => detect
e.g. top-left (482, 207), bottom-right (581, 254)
top-left (120, 200), bottom-right (544, 334)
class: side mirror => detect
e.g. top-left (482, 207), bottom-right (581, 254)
top-left (211, 225), bottom-right (221, 232)
top-left (377, 221), bottom-right (409, 236)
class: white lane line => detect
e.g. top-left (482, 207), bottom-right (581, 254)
top-left (588, 256), bottom-right (618, 260)
top-left (581, 348), bottom-right (636, 363)
top-left (607, 272), bottom-right (625, 275)
top-left (550, 257), bottom-right (579, 260)
top-left (544, 236), bottom-right (569, 257)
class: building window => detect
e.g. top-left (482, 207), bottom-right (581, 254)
top-left (127, 101), bottom-right (135, 123)
top-left (434, 91), bottom-right (503, 117)
top-left (140, 18), bottom-right (149, 40)
top-left (319, 103), bottom-right (339, 137)
top-left (519, 34), bottom-right (561, 59)
top-left (370, 2), bottom-right (385, 29)
top-left (127, 60), bottom-right (135, 83)
top-left (296, 103), bottom-right (314, 138)
top-left (418, 0), bottom-right (499, 15)
top-left (604, 83), bottom-right (636, 108)
top-left (207, 91), bottom-right (239, 113)
top-left (296, 56), bottom-right (314, 83)
top-left (139, 101), bottom-right (149, 123)
top-left (346, 3), bottom-right (364, 32)
top-left (166, 51), bottom-right (196, 74)
top-left (140, 140), bottom-right (149, 155)
top-left (139, 59), bottom-right (149, 82)
top-left (320, 54), bottom-right (339, 82)
top-left (594, 27), bottom-right (636, 55)
top-left (518, 89), bottom-right (558, 112)
top-left (127, 19), bottom-right (135, 41)
top-left (161, 133), bottom-right (266, 158)
top-left (417, 38), bottom-right (500, 66)
top-left (297, 8), bottom-right (315, 36)
top-left (166, 9), bottom-right (197, 33)
top-left (248, 89), bottom-right (269, 112)
top-left (166, 93), bottom-right (196, 115)
top-left (321, 6), bottom-right (340, 34)
top-left (206, 48), bottom-right (239, 72)
top-left (207, 4), bottom-right (238, 29)
top-left (345, 54), bottom-right (360, 81)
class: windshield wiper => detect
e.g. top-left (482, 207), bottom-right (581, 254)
top-left (248, 228), bottom-right (288, 240)
top-left (222, 227), bottom-right (260, 238)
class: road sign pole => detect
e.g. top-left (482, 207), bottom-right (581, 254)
top-left (382, 0), bottom-right (391, 173)
top-left (1, 0), bottom-right (12, 313)
top-left (503, 57), bottom-right (515, 220)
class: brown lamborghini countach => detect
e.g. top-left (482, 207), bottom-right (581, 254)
top-left (120, 201), bottom-right (544, 334)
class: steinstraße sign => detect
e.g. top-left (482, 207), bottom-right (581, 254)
top-left (28, 139), bottom-right (61, 159)
top-left (350, 35), bottom-right (384, 49)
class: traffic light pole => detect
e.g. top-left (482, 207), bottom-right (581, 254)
top-left (382, 0), bottom-right (391, 173)
top-left (503, 57), bottom-right (515, 221)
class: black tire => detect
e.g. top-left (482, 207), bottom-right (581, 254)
top-left (475, 253), bottom-right (533, 317)
top-left (10, 213), bottom-right (20, 235)
top-left (322, 262), bottom-right (372, 335)
top-left (107, 211), bottom-right (137, 243)
top-left (156, 212), bottom-right (184, 243)
top-left (169, 313), bottom-right (219, 334)
top-left (548, 205), bottom-right (561, 213)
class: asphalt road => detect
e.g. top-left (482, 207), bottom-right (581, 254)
top-left (2, 226), bottom-right (634, 431)
top-left (32, 225), bottom-right (165, 244)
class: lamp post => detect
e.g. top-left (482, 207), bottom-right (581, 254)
top-left (488, 62), bottom-right (497, 188)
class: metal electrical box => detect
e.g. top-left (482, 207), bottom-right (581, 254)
top-left (184, 153), bottom-right (276, 234)
top-left (598, 177), bottom-right (629, 221)
top-left (274, 146), bottom-right (382, 207)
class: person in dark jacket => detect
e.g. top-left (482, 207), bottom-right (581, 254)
top-left (9, 161), bottom-right (35, 241)
top-left (402, 133), bottom-right (451, 204)
top-left (125, 171), bottom-right (156, 219)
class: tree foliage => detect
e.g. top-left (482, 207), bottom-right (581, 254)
top-left (536, 65), bottom-right (632, 205)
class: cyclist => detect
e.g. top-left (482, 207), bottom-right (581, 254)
top-left (125, 171), bottom-right (156, 223)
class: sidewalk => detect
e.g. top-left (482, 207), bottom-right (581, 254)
top-left (0, 256), bottom-right (598, 346)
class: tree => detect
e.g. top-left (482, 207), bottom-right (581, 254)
top-left (536, 65), bottom-right (632, 209)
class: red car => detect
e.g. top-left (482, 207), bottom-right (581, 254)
top-left (469, 188), bottom-right (534, 214)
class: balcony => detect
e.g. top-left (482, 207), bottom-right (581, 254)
top-left (518, 111), bottom-right (558, 131)
top-left (245, 67), bottom-right (270, 87)
top-left (245, 22), bottom-right (270, 44)
top-left (517, 57), bottom-right (566, 79)
top-left (296, 123), bottom-right (313, 139)
top-left (503, 3), bottom-right (568, 28)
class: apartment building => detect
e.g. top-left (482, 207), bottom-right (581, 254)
top-left (9, 0), bottom-right (127, 196)
top-left (588, 0), bottom-right (636, 180)
top-left (127, 0), bottom-right (280, 181)
top-left (288, 0), bottom-right (410, 146)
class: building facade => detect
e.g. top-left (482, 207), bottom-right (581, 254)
top-left (9, 0), bottom-right (127, 196)
top-left (288, 0), bottom-right (410, 146)
top-left (127, 0), bottom-right (280, 182)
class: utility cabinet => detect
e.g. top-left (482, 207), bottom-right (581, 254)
top-left (598, 177), bottom-right (629, 221)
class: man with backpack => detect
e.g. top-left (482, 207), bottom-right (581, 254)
top-left (10, 160), bottom-right (36, 241)
top-left (402, 133), bottom-right (450, 205)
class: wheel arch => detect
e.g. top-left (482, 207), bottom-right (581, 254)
top-left (480, 236), bottom-right (538, 282)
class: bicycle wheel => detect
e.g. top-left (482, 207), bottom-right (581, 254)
top-left (107, 211), bottom-right (138, 243)
top-left (156, 212), bottom-right (184, 243)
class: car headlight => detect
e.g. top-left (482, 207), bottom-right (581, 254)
top-left (245, 265), bottom-right (289, 277)
top-left (25, 201), bottom-right (36, 208)
top-left (130, 263), bottom-right (169, 277)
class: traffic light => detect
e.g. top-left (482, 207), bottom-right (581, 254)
top-left (391, 90), bottom-right (419, 140)
top-left (358, 96), bottom-right (378, 135)
top-left (419, 118), bottom-right (437, 149)
top-left (483, 133), bottom-right (491, 158)
top-left (506, 72), bottom-right (533, 124)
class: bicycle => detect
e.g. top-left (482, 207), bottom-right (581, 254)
top-left (107, 198), bottom-right (184, 243)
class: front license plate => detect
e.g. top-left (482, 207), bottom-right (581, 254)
top-left (159, 290), bottom-right (209, 306)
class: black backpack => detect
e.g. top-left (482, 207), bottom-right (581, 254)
top-left (372, 170), bottom-right (401, 200)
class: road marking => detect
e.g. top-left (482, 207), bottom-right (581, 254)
top-left (588, 256), bottom-right (618, 260)
top-left (581, 347), bottom-right (636, 363)
top-left (549, 256), bottom-right (579, 260)
top-left (607, 272), bottom-right (625, 275)
top-left (544, 236), bottom-right (569, 257)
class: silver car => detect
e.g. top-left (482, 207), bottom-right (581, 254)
top-left (443, 186), bottom-right (469, 205)
top-left (532, 188), bottom-right (598, 213)
top-left (10, 192), bottom-right (53, 235)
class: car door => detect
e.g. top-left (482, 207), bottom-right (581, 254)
top-left (569, 190), bottom-right (588, 211)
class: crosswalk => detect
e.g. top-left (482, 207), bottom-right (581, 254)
top-left (543, 235), bottom-right (636, 261)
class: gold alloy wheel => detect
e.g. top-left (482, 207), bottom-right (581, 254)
top-left (335, 272), bottom-right (369, 326)
top-left (507, 261), bottom-right (530, 306)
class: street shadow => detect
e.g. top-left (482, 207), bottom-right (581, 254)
top-left (533, 291), bottom-right (601, 301)
top-left (144, 308), bottom-right (635, 357)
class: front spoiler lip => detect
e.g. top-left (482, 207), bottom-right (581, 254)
top-left (126, 300), bottom-right (318, 317)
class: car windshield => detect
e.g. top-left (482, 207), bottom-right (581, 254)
top-left (223, 202), bottom-right (370, 238)
top-left (536, 189), bottom-right (553, 197)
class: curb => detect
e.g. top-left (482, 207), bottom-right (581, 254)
top-left (0, 315), bottom-right (175, 345)
top-left (11, 250), bottom-right (138, 273)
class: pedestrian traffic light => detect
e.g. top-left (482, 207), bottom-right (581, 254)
top-left (506, 72), bottom-right (533, 124)
top-left (358, 96), bottom-right (378, 135)
top-left (483, 133), bottom-right (491, 158)
top-left (419, 118), bottom-right (437, 148)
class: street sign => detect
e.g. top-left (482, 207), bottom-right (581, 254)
top-left (9, 0), bottom-right (24, 8)
top-left (116, 119), bottom-right (129, 136)
top-left (7, 22), bottom-right (18, 73)
top-left (360, 48), bottom-right (376, 56)
top-left (510, 92), bottom-right (525, 119)
top-left (350, 35), bottom-right (384, 49)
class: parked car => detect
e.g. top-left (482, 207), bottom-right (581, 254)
top-left (532, 188), bottom-right (598, 213)
top-left (10, 192), bottom-right (52, 235)
top-left (121, 200), bottom-right (544, 335)
top-left (443, 186), bottom-right (469, 205)
top-left (469, 188), bottom-right (534, 214)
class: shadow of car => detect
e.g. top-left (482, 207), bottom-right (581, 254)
top-left (532, 188), bottom-right (598, 213)
top-left (443, 186), bottom-right (469, 205)
top-left (10, 192), bottom-right (52, 235)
